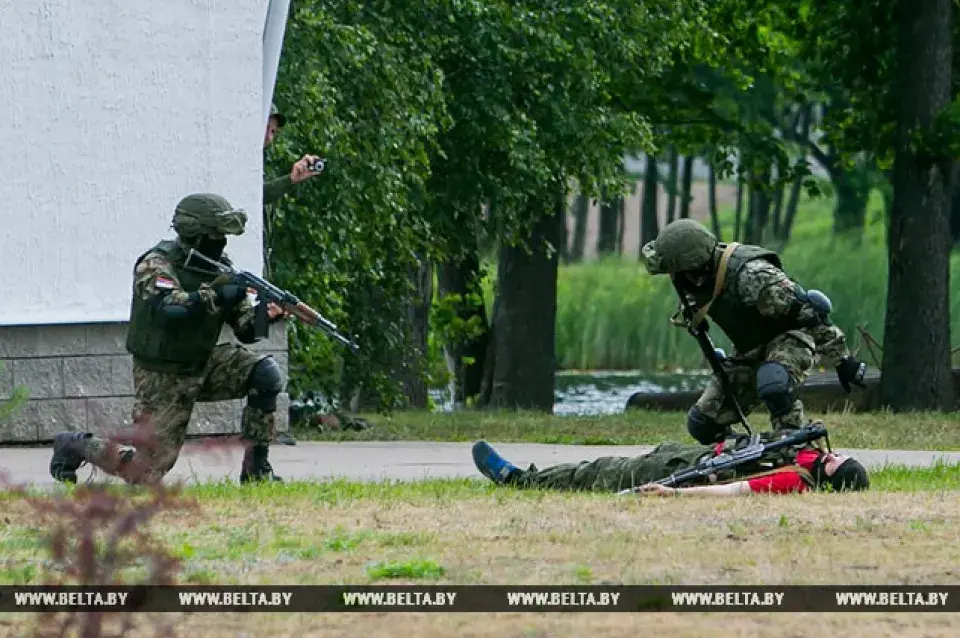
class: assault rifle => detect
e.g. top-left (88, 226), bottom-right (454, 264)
top-left (618, 421), bottom-right (830, 495)
top-left (671, 277), bottom-right (751, 435)
top-left (183, 249), bottom-right (360, 354)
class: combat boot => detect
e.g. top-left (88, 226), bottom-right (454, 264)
top-left (49, 432), bottom-right (92, 483)
top-left (240, 444), bottom-right (283, 484)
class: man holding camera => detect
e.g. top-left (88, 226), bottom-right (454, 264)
top-left (262, 103), bottom-right (324, 213)
top-left (263, 103), bottom-right (323, 446)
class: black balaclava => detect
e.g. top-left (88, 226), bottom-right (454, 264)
top-left (191, 235), bottom-right (227, 261)
top-left (679, 260), bottom-right (717, 296)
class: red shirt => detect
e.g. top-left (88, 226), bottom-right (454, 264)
top-left (712, 444), bottom-right (819, 494)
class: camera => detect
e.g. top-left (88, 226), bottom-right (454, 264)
top-left (307, 158), bottom-right (325, 173)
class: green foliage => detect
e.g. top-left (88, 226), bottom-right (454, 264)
top-left (0, 362), bottom-right (28, 423)
top-left (365, 558), bottom-right (445, 580)
top-left (271, 0), bottom-right (710, 406)
top-left (270, 2), bottom-right (449, 409)
top-left (268, 0), bottom-right (946, 407)
top-left (430, 291), bottom-right (487, 356)
top-left (425, 289), bottom-right (489, 395)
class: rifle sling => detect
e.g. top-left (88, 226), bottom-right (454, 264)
top-left (689, 242), bottom-right (739, 329)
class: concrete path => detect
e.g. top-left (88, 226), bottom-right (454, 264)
top-left (2, 441), bottom-right (959, 488)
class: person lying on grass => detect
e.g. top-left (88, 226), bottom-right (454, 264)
top-left (471, 427), bottom-right (870, 497)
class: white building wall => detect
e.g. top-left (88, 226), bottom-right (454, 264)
top-left (0, 0), bottom-right (292, 444)
top-left (0, 0), bottom-right (266, 325)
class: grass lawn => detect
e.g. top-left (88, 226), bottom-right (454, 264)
top-left (292, 408), bottom-right (960, 451)
top-left (2, 470), bottom-right (960, 637)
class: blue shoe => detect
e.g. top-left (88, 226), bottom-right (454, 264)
top-left (472, 441), bottom-right (520, 485)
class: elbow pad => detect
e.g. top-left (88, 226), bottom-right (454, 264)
top-left (152, 292), bottom-right (204, 319)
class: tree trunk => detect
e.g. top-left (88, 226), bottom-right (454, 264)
top-left (477, 285), bottom-right (498, 409)
top-left (780, 105), bottom-right (812, 246)
top-left (880, 0), bottom-right (955, 411)
top-left (437, 253), bottom-right (490, 404)
top-left (570, 194), bottom-right (589, 261)
top-left (557, 192), bottom-right (569, 262)
top-left (679, 155), bottom-right (694, 219)
top-left (771, 159), bottom-right (786, 238)
top-left (733, 176), bottom-right (744, 241)
top-left (745, 166), bottom-right (772, 245)
top-left (616, 196), bottom-right (626, 254)
top-left (488, 196), bottom-right (563, 411)
top-left (597, 192), bottom-right (619, 256)
top-left (641, 155), bottom-right (660, 247)
top-left (707, 164), bottom-right (721, 240)
top-left (950, 162), bottom-right (960, 243)
top-left (666, 147), bottom-right (679, 224)
top-left (397, 255), bottom-right (434, 408)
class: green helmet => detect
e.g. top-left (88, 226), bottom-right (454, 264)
top-left (172, 193), bottom-right (247, 239)
top-left (642, 219), bottom-right (717, 275)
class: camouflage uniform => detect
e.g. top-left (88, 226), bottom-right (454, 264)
top-left (82, 250), bottom-right (276, 483)
top-left (688, 258), bottom-right (851, 432)
top-left (515, 441), bottom-right (717, 492)
top-left (483, 434), bottom-right (817, 493)
top-left (641, 219), bottom-right (865, 444)
top-left (50, 193), bottom-right (285, 485)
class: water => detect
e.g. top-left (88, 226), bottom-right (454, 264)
top-left (429, 369), bottom-right (712, 415)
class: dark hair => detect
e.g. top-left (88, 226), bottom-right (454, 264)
top-left (811, 456), bottom-right (870, 492)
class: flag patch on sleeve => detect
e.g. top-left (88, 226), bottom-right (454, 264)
top-left (154, 276), bottom-right (176, 290)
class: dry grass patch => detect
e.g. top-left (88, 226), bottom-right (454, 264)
top-left (2, 477), bottom-right (959, 636)
top-left (3, 482), bottom-right (959, 587)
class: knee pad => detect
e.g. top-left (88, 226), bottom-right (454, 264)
top-left (686, 406), bottom-right (728, 445)
top-left (756, 362), bottom-right (794, 418)
top-left (247, 357), bottom-right (284, 412)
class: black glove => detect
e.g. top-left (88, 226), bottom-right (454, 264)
top-left (836, 355), bottom-right (866, 393)
top-left (214, 278), bottom-right (246, 308)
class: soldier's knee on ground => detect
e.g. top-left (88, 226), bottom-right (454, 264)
top-left (686, 406), bottom-right (730, 444)
top-left (247, 357), bottom-right (283, 412)
top-left (756, 362), bottom-right (794, 419)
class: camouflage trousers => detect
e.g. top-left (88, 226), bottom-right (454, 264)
top-left (695, 331), bottom-right (817, 433)
top-left (83, 343), bottom-right (274, 484)
top-left (514, 442), bottom-right (713, 492)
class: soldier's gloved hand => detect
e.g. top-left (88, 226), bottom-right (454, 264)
top-left (213, 278), bottom-right (247, 308)
top-left (836, 355), bottom-right (867, 394)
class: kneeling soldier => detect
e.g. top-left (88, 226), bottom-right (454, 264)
top-left (50, 193), bottom-right (289, 485)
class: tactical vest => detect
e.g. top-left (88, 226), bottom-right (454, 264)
top-left (700, 244), bottom-right (793, 353)
top-left (655, 432), bottom-right (817, 488)
top-left (125, 240), bottom-right (229, 373)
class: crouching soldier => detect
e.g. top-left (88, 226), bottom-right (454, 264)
top-left (641, 219), bottom-right (868, 445)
